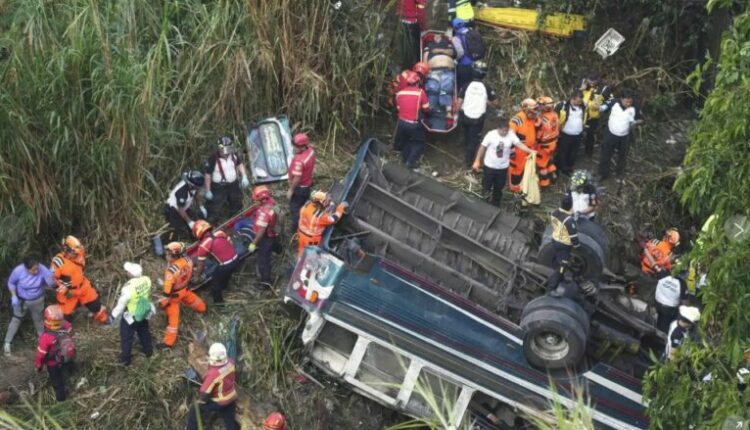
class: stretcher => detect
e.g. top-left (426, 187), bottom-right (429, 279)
top-left (475, 7), bottom-right (586, 38)
top-left (420, 31), bottom-right (458, 133)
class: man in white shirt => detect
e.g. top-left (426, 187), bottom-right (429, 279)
top-left (203, 137), bottom-right (250, 223)
top-left (597, 91), bottom-right (644, 180)
top-left (554, 91), bottom-right (587, 175)
top-left (654, 272), bottom-right (687, 333)
top-left (459, 61), bottom-right (495, 168)
top-left (471, 120), bottom-right (534, 206)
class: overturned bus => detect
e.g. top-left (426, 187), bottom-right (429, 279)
top-left (284, 139), bottom-right (656, 429)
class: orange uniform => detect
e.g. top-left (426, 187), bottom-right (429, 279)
top-left (297, 202), bottom-right (347, 256)
top-left (50, 253), bottom-right (108, 323)
top-left (508, 111), bottom-right (538, 192)
top-left (536, 110), bottom-right (560, 187)
top-left (160, 256), bottom-right (206, 347)
top-left (641, 239), bottom-right (674, 274)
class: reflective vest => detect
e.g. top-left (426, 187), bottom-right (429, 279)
top-left (51, 253), bottom-right (88, 289)
top-left (200, 359), bottom-right (238, 406)
top-left (125, 276), bottom-right (152, 316)
top-left (537, 111), bottom-right (560, 144)
top-left (582, 85), bottom-right (611, 120)
top-left (163, 256), bottom-right (192, 295)
top-left (641, 240), bottom-right (673, 273)
top-left (451, 0), bottom-right (474, 21)
top-left (550, 208), bottom-right (579, 246)
top-left (509, 111), bottom-right (537, 147)
top-left (298, 202), bottom-right (345, 238)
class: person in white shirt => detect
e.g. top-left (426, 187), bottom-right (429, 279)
top-left (471, 120), bottom-right (534, 206)
top-left (458, 61), bottom-right (495, 168)
top-left (597, 91), bottom-right (644, 180)
top-left (569, 169), bottom-right (599, 221)
top-left (203, 136), bottom-right (251, 223)
top-left (654, 272), bottom-right (687, 333)
top-left (111, 262), bottom-right (155, 365)
top-left (554, 91), bottom-right (587, 175)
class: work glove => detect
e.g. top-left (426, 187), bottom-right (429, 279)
top-left (205, 190), bottom-right (214, 201)
top-left (10, 296), bottom-right (20, 308)
top-left (248, 243), bottom-right (257, 254)
top-left (199, 205), bottom-right (207, 218)
top-left (471, 160), bottom-right (481, 172)
top-left (286, 189), bottom-right (293, 201)
top-left (241, 176), bottom-right (250, 189)
top-left (188, 220), bottom-right (196, 229)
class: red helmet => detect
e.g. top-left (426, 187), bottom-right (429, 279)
top-left (192, 220), bottom-right (212, 239)
top-left (404, 70), bottom-right (420, 85)
top-left (412, 61), bottom-right (430, 78)
top-left (252, 185), bottom-right (271, 201)
top-left (44, 305), bottom-right (64, 330)
top-left (293, 133), bottom-right (309, 147)
top-left (263, 412), bottom-right (288, 430)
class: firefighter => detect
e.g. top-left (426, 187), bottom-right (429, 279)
top-left (263, 412), bottom-right (289, 430)
top-left (159, 242), bottom-right (206, 347)
top-left (286, 133), bottom-right (316, 235)
top-left (34, 305), bottom-right (74, 402)
top-left (508, 99), bottom-right (540, 192)
top-left (535, 96), bottom-right (559, 188)
top-left (395, 72), bottom-right (430, 170)
top-left (397, 0), bottom-right (426, 69)
top-left (186, 343), bottom-right (238, 430)
top-left (580, 73), bottom-right (613, 156)
top-left (203, 136), bottom-right (250, 223)
top-left (390, 64), bottom-right (429, 106)
top-left (192, 221), bottom-right (239, 303)
top-left (163, 170), bottom-right (206, 239)
top-left (50, 236), bottom-right (109, 324)
top-left (4, 256), bottom-right (55, 356)
top-left (664, 305), bottom-right (700, 362)
top-left (298, 191), bottom-right (349, 257)
top-left (641, 228), bottom-right (680, 275)
top-left (244, 186), bottom-right (280, 291)
top-left (546, 194), bottom-right (580, 292)
top-left (110, 262), bottom-right (154, 365)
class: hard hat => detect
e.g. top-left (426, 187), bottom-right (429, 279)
top-left (62, 235), bottom-right (84, 257)
top-left (679, 305), bottom-right (700, 324)
top-left (537, 96), bottom-right (554, 105)
top-left (192, 220), bottom-right (212, 239)
top-left (404, 70), bottom-right (420, 85)
top-left (252, 185), bottom-right (271, 201)
top-left (293, 133), bottom-right (310, 147)
top-left (208, 342), bottom-right (228, 366)
top-left (412, 61), bottom-right (430, 78)
top-left (311, 190), bottom-right (328, 204)
top-left (472, 60), bottom-right (488, 77)
top-left (182, 170), bottom-right (205, 188)
top-left (263, 412), bottom-right (288, 430)
top-left (123, 261), bottom-right (142, 278)
top-left (521, 98), bottom-right (539, 111)
top-left (165, 241), bottom-right (186, 256)
top-left (43, 305), bottom-right (64, 330)
top-left (570, 169), bottom-right (592, 189)
top-left (451, 18), bottom-right (465, 29)
top-left (665, 228), bottom-right (680, 246)
top-left (217, 136), bottom-right (237, 156)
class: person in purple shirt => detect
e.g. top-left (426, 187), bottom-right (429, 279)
top-left (4, 255), bottom-right (55, 355)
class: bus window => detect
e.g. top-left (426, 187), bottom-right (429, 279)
top-left (354, 342), bottom-right (411, 399)
top-left (405, 369), bottom-right (461, 421)
top-left (311, 322), bottom-right (358, 374)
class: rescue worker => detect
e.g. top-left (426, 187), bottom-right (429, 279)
top-left (570, 170), bottom-right (599, 221)
top-left (110, 262), bottom-right (154, 365)
top-left (472, 120), bottom-right (535, 206)
top-left (34, 305), bottom-right (73, 402)
top-left (192, 221), bottom-right (239, 303)
top-left (203, 136), bottom-right (250, 223)
top-left (394, 72), bottom-right (430, 170)
top-left (244, 186), bottom-right (280, 290)
top-left (51, 236), bottom-right (109, 324)
top-left (298, 191), bottom-right (349, 256)
top-left (397, 0), bottom-right (426, 69)
top-left (4, 256), bottom-right (55, 356)
top-left (412, 61), bottom-right (430, 85)
top-left (641, 228), bottom-right (680, 275)
top-left (664, 305), bottom-right (700, 362)
top-left (554, 91), bottom-right (587, 175)
top-left (597, 91), bottom-right (644, 180)
top-left (391, 63), bottom-right (429, 102)
top-left (286, 133), bottom-right (316, 235)
top-left (546, 194), bottom-right (580, 292)
top-left (458, 60), bottom-right (496, 168)
top-left (508, 99), bottom-right (540, 192)
top-left (263, 412), bottom-right (289, 430)
top-left (164, 170), bottom-right (207, 239)
top-left (580, 74), bottom-right (613, 156)
top-left (535, 96), bottom-right (560, 187)
top-left (159, 242), bottom-right (206, 347)
top-left (448, 0), bottom-right (477, 26)
top-left (654, 272), bottom-right (687, 333)
top-left (451, 19), bottom-right (474, 91)
top-left (186, 343), bottom-right (238, 430)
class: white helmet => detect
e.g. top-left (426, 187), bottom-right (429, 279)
top-left (679, 305), bottom-right (701, 324)
top-left (123, 261), bottom-right (143, 278)
top-left (208, 342), bottom-right (228, 366)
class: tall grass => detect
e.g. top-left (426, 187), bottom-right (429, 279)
top-left (0, 0), bottom-right (390, 264)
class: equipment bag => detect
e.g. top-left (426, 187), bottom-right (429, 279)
top-left (463, 29), bottom-right (486, 61)
top-left (131, 294), bottom-right (152, 322)
top-left (53, 330), bottom-right (75, 365)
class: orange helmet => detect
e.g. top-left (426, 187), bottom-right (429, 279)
top-left (293, 133), bottom-right (310, 147)
top-left (165, 241), bottom-right (186, 257)
top-left (44, 305), bottom-right (64, 330)
top-left (252, 185), bottom-right (271, 201)
top-left (263, 412), bottom-right (288, 430)
top-left (311, 190), bottom-right (328, 204)
top-left (192, 220), bottom-right (212, 239)
top-left (665, 228), bottom-right (680, 246)
top-left (404, 70), bottom-right (420, 85)
top-left (62, 235), bottom-right (84, 257)
top-left (537, 96), bottom-right (554, 105)
top-left (412, 61), bottom-right (430, 78)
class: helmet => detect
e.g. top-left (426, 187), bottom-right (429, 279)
top-left (182, 170), bottom-right (204, 188)
top-left (665, 228), bottom-right (680, 246)
top-left (192, 220), bottom-right (212, 239)
top-left (252, 185), bottom-right (271, 201)
top-left (404, 70), bottom-right (420, 85)
top-left (311, 190), bottom-right (328, 204)
top-left (537, 96), bottom-right (554, 105)
top-left (62, 236), bottom-right (84, 257)
top-left (217, 136), bottom-right (236, 156)
top-left (521, 98), bottom-right (539, 112)
top-left (263, 412), bottom-right (288, 430)
top-left (123, 262), bottom-right (142, 278)
top-left (570, 169), bottom-right (592, 189)
top-left (165, 242), bottom-right (186, 257)
top-left (472, 60), bottom-right (488, 77)
top-left (678, 305), bottom-right (700, 324)
top-left (208, 342), bottom-right (228, 366)
top-left (43, 305), bottom-right (64, 330)
top-left (293, 133), bottom-right (310, 147)
top-left (412, 61), bottom-right (430, 78)
top-left (452, 18), bottom-right (465, 29)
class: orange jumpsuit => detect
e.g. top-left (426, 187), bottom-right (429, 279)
top-left (640, 239), bottom-right (674, 274)
top-left (536, 110), bottom-right (559, 187)
top-left (508, 111), bottom-right (538, 192)
top-left (297, 202), bottom-right (347, 256)
top-left (160, 256), bottom-right (206, 347)
top-left (50, 253), bottom-right (108, 323)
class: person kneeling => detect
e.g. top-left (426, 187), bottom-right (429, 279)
top-left (186, 343), bottom-right (238, 430)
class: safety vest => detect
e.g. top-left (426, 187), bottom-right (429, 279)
top-left (509, 111), bottom-right (537, 147)
top-left (163, 256), bottom-right (192, 295)
top-left (51, 253), bottom-right (87, 289)
top-left (455, 0), bottom-right (474, 21)
top-left (582, 85), bottom-right (611, 120)
top-left (641, 240), bottom-right (673, 273)
top-left (298, 202), bottom-right (344, 237)
top-left (125, 276), bottom-right (152, 316)
top-left (537, 111), bottom-right (560, 144)
top-left (550, 208), bottom-right (578, 246)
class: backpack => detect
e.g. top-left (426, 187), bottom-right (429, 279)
top-left (463, 29), bottom-right (486, 61)
top-left (131, 294), bottom-right (152, 322)
top-left (52, 330), bottom-right (75, 365)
